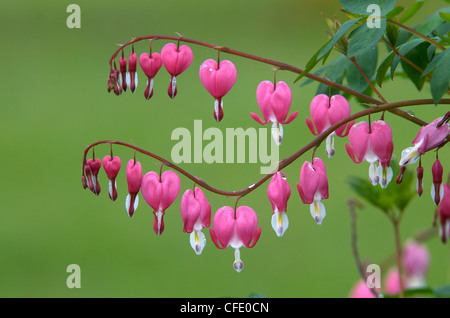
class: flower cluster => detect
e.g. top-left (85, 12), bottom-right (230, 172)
top-left (349, 239), bottom-right (430, 298)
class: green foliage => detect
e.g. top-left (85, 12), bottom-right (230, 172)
top-left (339, 0), bottom-right (397, 16)
top-left (299, 1), bottom-right (449, 105)
top-left (347, 164), bottom-right (415, 213)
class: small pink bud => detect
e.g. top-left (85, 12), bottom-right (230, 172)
top-left (141, 170), bottom-right (181, 235)
top-left (199, 59), bottom-right (237, 122)
top-left (139, 52), bottom-right (162, 100)
top-left (384, 269), bottom-right (405, 295)
top-left (161, 43), bottom-right (193, 99)
top-left (416, 165), bottom-right (424, 197)
top-left (431, 158), bottom-right (444, 206)
top-left (85, 158), bottom-right (102, 196)
top-left (128, 52), bottom-right (138, 93)
top-left (102, 155), bottom-right (121, 201)
top-left (125, 159), bottom-right (142, 217)
top-left (119, 56), bottom-right (128, 92)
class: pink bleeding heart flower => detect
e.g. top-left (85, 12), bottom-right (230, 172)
top-left (349, 280), bottom-right (376, 298)
top-left (250, 80), bottom-right (298, 146)
top-left (306, 94), bottom-right (354, 158)
top-left (209, 206), bottom-right (261, 273)
top-left (438, 184), bottom-right (450, 243)
top-left (84, 158), bottom-right (102, 195)
top-left (180, 187), bottom-right (211, 255)
top-left (139, 52), bottom-right (162, 100)
top-left (267, 171), bottom-right (291, 237)
top-left (399, 115), bottom-right (450, 166)
top-left (297, 157), bottom-right (329, 225)
top-left (345, 120), bottom-right (394, 188)
top-left (128, 51), bottom-right (138, 93)
top-left (102, 155), bottom-right (121, 201)
top-left (199, 59), bottom-right (237, 122)
top-left (141, 170), bottom-right (181, 235)
top-left (161, 42), bottom-right (193, 99)
top-left (431, 158), bottom-right (445, 206)
top-left (384, 268), bottom-right (405, 296)
top-left (402, 240), bottom-right (430, 289)
top-left (125, 159), bottom-right (142, 217)
top-left (119, 55), bottom-right (128, 92)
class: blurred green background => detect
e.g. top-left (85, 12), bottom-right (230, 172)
top-left (1, 0), bottom-right (449, 298)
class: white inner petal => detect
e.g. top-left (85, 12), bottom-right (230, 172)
top-left (399, 146), bottom-right (420, 166)
top-left (326, 133), bottom-right (335, 159)
top-left (310, 200), bottom-right (326, 225)
top-left (376, 165), bottom-right (393, 189)
top-left (369, 162), bottom-right (379, 186)
top-left (190, 230), bottom-right (206, 255)
top-left (233, 248), bottom-right (244, 273)
top-left (271, 122), bottom-right (283, 146)
top-left (271, 211), bottom-right (289, 237)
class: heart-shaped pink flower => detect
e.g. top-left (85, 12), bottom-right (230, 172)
top-left (126, 159), bottom-right (142, 217)
top-left (139, 52), bottom-right (162, 100)
top-left (161, 43), bottom-right (193, 99)
top-left (199, 59), bottom-right (237, 122)
top-left (306, 94), bottom-right (353, 158)
top-left (209, 205), bottom-right (261, 272)
top-left (128, 52), bottom-right (137, 93)
top-left (251, 80), bottom-right (298, 145)
top-left (141, 170), bottom-right (181, 235)
top-left (102, 155), bottom-right (121, 201)
top-left (84, 158), bottom-right (102, 195)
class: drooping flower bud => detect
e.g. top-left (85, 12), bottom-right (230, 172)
top-left (128, 51), bottom-right (138, 93)
top-left (119, 55), bottom-right (128, 92)
top-left (125, 159), bottom-right (142, 217)
top-left (431, 158), bottom-right (444, 206)
top-left (438, 184), bottom-right (450, 243)
top-left (416, 165), bottom-right (424, 197)
top-left (85, 158), bottom-right (102, 195)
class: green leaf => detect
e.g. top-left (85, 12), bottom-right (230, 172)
top-left (386, 6), bottom-right (404, 20)
top-left (316, 55), bottom-right (348, 95)
top-left (318, 18), bottom-right (363, 60)
top-left (293, 38), bottom-right (332, 84)
top-left (440, 11), bottom-right (450, 22)
top-left (430, 49), bottom-right (450, 105)
top-left (390, 38), bottom-right (425, 79)
top-left (400, 41), bottom-right (431, 91)
top-left (347, 18), bottom-right (387, 57)
top-left (376, 51), bottom-right (395, 87)
top-left (346, 46), bottom-right (378, 92)
top-left (400, 0), bottom-right (427, 23)
top-left (433, 284), bottom-right (450, 297)
top-left (421, 49), bottom-right (446, 77)
top-left (385, 21), bottom-right (400, 46)
top-left (347, 163), bottom-right (415, 213)
top-left (339, 0), bottom-right (397, 16)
